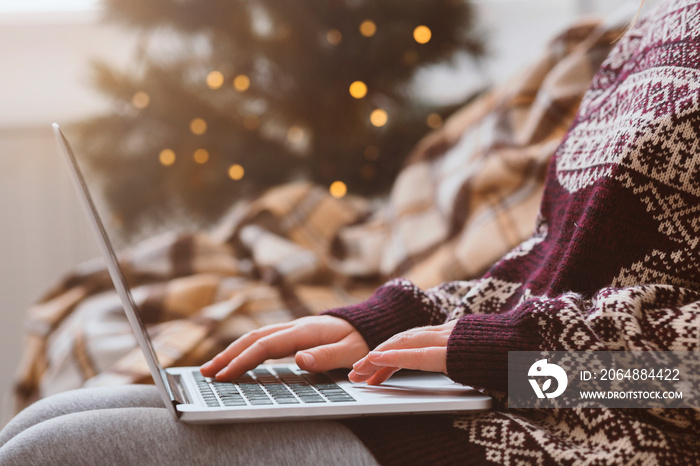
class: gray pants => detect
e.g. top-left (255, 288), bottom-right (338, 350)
top-left (0, 385), bottom-right (379, 465)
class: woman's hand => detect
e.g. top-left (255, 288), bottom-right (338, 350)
top-left (348, 320), bottom-right (457, 385)
top-left (200, 315), bottom-right (369, 381)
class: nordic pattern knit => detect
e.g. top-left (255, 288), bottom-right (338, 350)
top-left (325, 1), bottom-right (700, 464)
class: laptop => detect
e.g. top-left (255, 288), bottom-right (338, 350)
top-left (52, 123), bottom-right (491, 423)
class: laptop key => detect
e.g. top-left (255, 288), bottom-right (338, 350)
top-left (299, 397), bottom-right (326, 403)
top-left (222, 399), bottom-right (248, 407)
top-left (274, 397), bottom-right (300, 404)
top-left (301, 373), bottom-right (356, 402)
top-left (252, 368), bottom-right (273, 376)
top-left (248, 399), bottom-right (274, 405)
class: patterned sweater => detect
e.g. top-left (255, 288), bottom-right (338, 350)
top-left (325, 1), bottom-right (700, 464)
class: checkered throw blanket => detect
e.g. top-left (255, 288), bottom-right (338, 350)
top-left (13, 19), bottom-right (617, 413)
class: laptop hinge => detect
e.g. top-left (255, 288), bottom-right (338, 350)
top-left (165, 371), bottom-right (191, 406)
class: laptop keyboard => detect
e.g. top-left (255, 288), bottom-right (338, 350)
top-left (192, 367), bottom-right (356, 408)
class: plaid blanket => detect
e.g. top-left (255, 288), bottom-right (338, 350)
top-left (13, 18), bottom-right (619, 413)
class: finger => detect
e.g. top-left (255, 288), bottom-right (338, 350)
top-left (349, 364), bottom-right (397, 383)
top-left (350, 347), bottom-right (447, 382)
top-left (350, 356), bottom-right (382, 376)
top-left (200, 322), bottom-right (294, 377)
top-left (349, 328), bottom-right (447, 378)
top-left (373, 327), bottom-right (449, 353)
top-left (214, 326), bottom-right (315, 380)
top-left (367, 347), bottom-right (447, 373)
top-left (348, 353), bottom-right (394, 382)
top-left (296, 333), bottom-right (368, 372)
top-left (366, 367), bottom-right (400, 385)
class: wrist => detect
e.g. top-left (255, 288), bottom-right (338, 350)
top-left (322, 279), bottom-right (435, 349)
top-left (446, 304), bottom-right (540, 392)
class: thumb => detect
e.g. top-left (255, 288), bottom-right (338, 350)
top-left (296, 334), bottom-right (368, 372)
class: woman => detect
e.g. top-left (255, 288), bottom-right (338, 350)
top-left (1, 0), bottom-right (698, 464)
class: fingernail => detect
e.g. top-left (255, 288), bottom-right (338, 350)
top-left (368, 351), bottom-right (383, 360)
top-left (201, 361), bottom-right (211, 369)
top-left (215, 370), bottom-right (226, 379)
top-left (300, 352), bottom-right (315, 368)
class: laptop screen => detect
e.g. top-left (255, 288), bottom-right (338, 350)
top-left (52, 124), bottom-right (174, 403)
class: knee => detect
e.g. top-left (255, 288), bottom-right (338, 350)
top-left (0, 410), bottom-right (114, 466)
top-left (0, 407), bottom-right (175, 466)
top-left (0, 391), bottom-right (78, 448)
top-left (0, 385), bottom-right (161, 449)
top-left (1, 388), bottom-right (104, 443)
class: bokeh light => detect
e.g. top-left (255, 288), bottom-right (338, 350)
top-left (349, 81), bottom-right (368, 99)
top-left (228, 164), bottom-right (245, 180)
top-left (206, 71), bottom-right (224, 89)
top-left (413, 25), bottom-right (432, 44)
top-left (233, 74), bottom-right (250, 92)
top-left (326, 29), bottom-right (342, 45)
top-left (190, 118), bottom-right (207, 135)
top-left (159, 149), bottom-right (176, 166)
top-left (359, 20), bottom-right (376, 37)
top-left (287, 126), bottom-right (305, 144)
top-left (426, 113), bottom-right (443, 129)
top-left (132, 91), bottom-right (150, 109)
top-left (329, 181), bottom-right (347, 198)
top-left (370, 109), bottom-right (388, 127)
top-left (194, 148), bottom-right (210, 164)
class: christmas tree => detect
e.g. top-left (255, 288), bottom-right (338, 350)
top-left (77, 0), bottom-right (483, 235)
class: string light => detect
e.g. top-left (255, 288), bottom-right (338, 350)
top-left (233, 74), bottom-right (250, 92)
top-left (359, 20), bottom-right (376, 37)
top-left (193, 148), bottom-right (209, 164)
top-left (287, 126), bottom-right (305, 144)
top-left (206, 71), bottom-right (224, 89)
top-left (413, 25), bottom-right (432, 44)
top-left (329, 181), bottom-right (347, 199)
top-left (426, 113), bottom-right (443, 129)
top-left (370, 109), bottom-right (388, 127)
top-left (228, 164), bottom-right (245, 180)
top-left (349, 81), bottom-right (368, 99)
top-left (326, 29), bottom-right (342, 45)
top-left (159, 149), bottom-right (176, 166)
top-left (190, 118), bottom-right (207, 135)
top-left (132, 91), bottom-right (150, 109)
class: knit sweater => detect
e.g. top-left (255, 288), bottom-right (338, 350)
top-left (324, 1), bottom-right (700, 464)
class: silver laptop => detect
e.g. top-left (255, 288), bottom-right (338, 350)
top-left (53, 123), bottom-right (491, 423)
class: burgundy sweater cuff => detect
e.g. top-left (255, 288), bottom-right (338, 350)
top-left (322, 281), bottom-right (433, 350)
top-left (446, 303), bottom-right (540, 392)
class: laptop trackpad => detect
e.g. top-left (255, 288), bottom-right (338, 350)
top-left (350, 371), bottom-right (480, 398)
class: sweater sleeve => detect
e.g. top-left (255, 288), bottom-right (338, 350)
top-left (446, 286), bottom-right (700, 392)
top-left (322, 279), bottom-right (450, 350)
